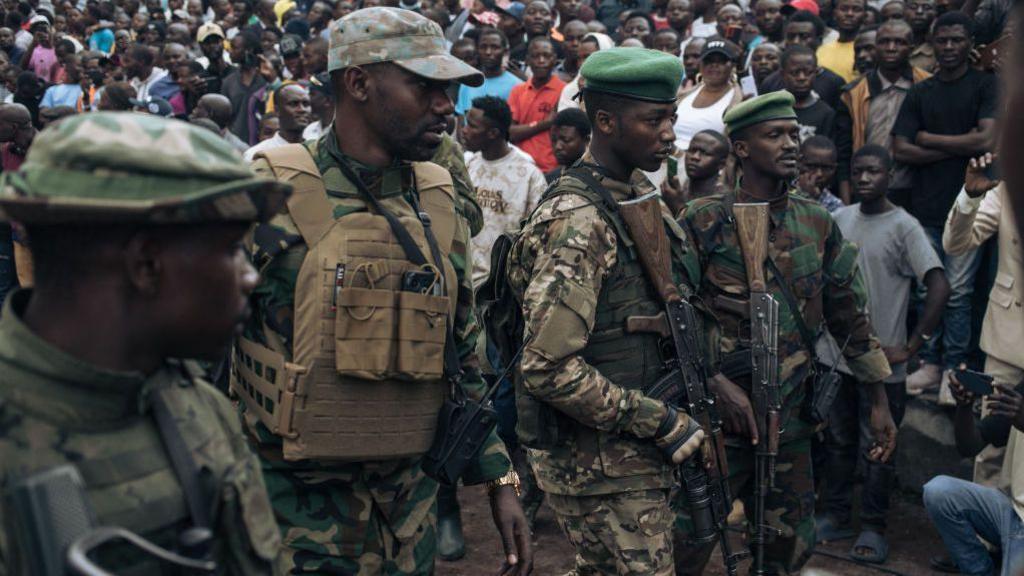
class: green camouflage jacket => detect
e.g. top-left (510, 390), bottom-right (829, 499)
top-left (507, 156), bottom-right (707, 496)
top-left (244, 131), bottom-right (510, 535)
top-left (0, 291), bottom-right (280, 576)
top-left (680, 191), bottom-right (891, 442)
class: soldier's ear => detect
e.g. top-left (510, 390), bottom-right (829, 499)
top-left (123, 230), bottom-right (163, 297)
top-left (341, 65), bottom-right (371, 102)
top-left (593, 108), bottom-right (615, 136)
top-left (732, 139), bottom-right (749, 160)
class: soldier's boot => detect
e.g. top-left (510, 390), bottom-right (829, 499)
top-left (437, 484), bottom-right (465, 561)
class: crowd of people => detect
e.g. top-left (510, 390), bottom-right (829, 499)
top-left (0, 0), bottom-right (1018, 572)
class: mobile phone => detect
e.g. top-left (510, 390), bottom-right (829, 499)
top-left (402, 270), bottom-right (439, 294)
top-left (957, 368), bottom-right (995, 396)
top-left (724, 25), bottom-right (744, 45)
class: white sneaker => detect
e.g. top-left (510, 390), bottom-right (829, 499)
top-left (907, 362), bottom-right (943, 396)
top-left (938, 369), bottom-right (957, 407)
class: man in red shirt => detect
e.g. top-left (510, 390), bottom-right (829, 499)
top-left (508, 36), bottom-right (565, 172)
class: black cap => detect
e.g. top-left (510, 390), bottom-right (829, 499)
top-left (701, 39), bottom-right (738, 61)
top-left (309, 72), bottom-right (332, 97)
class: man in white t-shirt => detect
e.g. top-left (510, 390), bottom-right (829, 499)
top-left (460, 95), bottom-right (548, 286)
top-left (242, 84), bottom-right (310, 161)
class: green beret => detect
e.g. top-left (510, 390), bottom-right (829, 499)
top-left (0, 112), bottom-right (291, 225)
top-left (580, 47), bottom-right (683, 104)
top-left (723, 90), bottom-right (798, 135)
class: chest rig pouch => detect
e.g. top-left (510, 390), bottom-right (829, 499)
top-left (234, 144), bottom-right (459, 462)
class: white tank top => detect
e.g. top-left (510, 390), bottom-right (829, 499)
top-left (673, 85), bottom-right (732, 151)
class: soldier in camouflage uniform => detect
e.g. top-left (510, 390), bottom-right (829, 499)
top-left (507, 48), bottom-right (707, 576)
top-left (673, 91), bottom-right (899, 575)
top-left (241, 8), bottom-right (532, 575)
top-left (0, 113), bottom-right (288, 575)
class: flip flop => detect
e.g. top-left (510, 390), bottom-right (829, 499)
top-left (850, 529), bottom-right (889, 564)
top-left (815, 514), bottom-right (856, 544)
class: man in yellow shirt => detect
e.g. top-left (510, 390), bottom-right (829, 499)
top-left (816, 0), bottom-right (867, 81)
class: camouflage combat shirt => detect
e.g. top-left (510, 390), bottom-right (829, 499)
top-left (507, 155), bottom-right (708, 496)
top-left (244, 130), bottom-right (511, 543)
top-left (0, 290), bottom-right (280, 576)
top-left (680, 190), bottom-right (892, 442)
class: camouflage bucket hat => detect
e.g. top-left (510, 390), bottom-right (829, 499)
top-left (329, 7), bottom-right (484, 87)
top-left (0, 112), bottom-right (292, 225)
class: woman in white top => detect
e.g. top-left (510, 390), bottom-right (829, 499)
top-left (673, 38), bottom-right (744, 150)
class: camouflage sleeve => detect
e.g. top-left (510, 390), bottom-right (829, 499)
top-left (519, 197), bottom-right (669, 439)
top-left (822, 220), bottom-right (892, 384)
top-left (450, 206), bottom-right (512, 485)
top-left (246, 157), bottom-right (305, 356)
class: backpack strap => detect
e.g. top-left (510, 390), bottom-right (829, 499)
top-left (256, 144), bottom-right (333, 247)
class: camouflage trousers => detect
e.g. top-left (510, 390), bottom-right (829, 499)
top-left (547, 488), bottom-right (675, 576)
top-left (264, 467), bottom-right (437, 575)
top-left (673, 438), bottom-right (815, 576)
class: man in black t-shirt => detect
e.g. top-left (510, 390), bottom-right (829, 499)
top-left (892, 10), bottom-right (998, 396)
top-left (781, 45), bottom-right (836, 141)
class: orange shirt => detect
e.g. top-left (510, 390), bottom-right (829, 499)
top-left (508, 76), bottom-right (565, 173)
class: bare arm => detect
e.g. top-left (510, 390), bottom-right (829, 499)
top-left (509, 116), bottom-right (554, 143)
top-left (916, 120), bottom-right (997, 157)
top-left (908, 268), bottom-right (950, 355)
top-left (954, 401), bottom-right (987, 457)
top-left (892, 134), bottom-right (953, 164)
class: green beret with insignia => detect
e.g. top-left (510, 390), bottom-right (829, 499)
top-left (0, 112), bottom-right (291, 225)
top-left (579, 47), bottom-right (683, 103)
top-left (723, 90), bottom-right (798, 136)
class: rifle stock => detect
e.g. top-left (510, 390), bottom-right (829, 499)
top-left (733, 204), bottom-right (770, 293)
top-left (618, 192), bottom-right (680, 304)
top-left (619, 191), bottom-right (744, 575)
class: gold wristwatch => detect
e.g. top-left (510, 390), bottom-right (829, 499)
top-left (486, 470), bottom-right (521, 497)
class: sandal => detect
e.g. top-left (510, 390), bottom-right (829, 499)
top-left (815, 513), bottom-right (856, 544)
top-left (850, 529), bottom-right (889, 564)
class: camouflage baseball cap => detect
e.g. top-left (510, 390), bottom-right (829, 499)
top-left (0, 112), bottom-right (291, 225)
top-left (328, 7), bottom-right (484, 87)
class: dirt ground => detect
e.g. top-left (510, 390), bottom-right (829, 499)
top-left (438, 486), bottom-right (950, 576)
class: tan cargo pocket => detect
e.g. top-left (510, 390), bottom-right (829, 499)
top-left (396, 290), bottom-right (449, 380)
top-left (335, 287), bottom-right (397, 380)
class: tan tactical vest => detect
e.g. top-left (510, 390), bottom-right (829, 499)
top-left (232, 144), bottom-right (458, 462)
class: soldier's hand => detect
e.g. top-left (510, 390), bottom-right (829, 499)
top-left (489, 484), bottom-right (534, 576)
top-left (654, 408), bottom-right (705, 464)
top-left (710, 374), bottom-right (759, 445)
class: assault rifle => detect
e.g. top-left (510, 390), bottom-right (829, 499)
top-left (618, 192), bottom-right (745, 576)
top-left (732, 203), bottom-right (781, 576)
